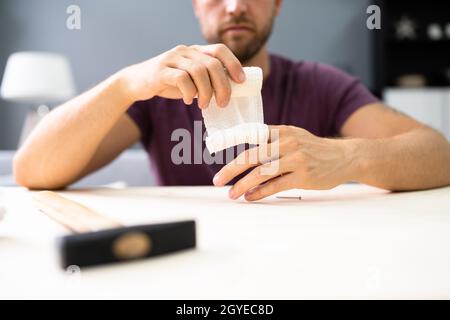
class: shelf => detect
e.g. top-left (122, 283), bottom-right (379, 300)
top-left (387, 39), bottom-right (450, 46)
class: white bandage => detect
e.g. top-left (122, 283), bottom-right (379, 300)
top-left (202, 67), bottom-right (269, 154)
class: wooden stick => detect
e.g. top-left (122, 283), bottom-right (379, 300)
top-left (32, 191), bottom-right (122, 233)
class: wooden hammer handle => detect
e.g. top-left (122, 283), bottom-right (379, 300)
top-left (33, 191), bottom-right (122, 233)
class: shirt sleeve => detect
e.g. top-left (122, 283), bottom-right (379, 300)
top-left (314, 63), bottom-right (379, 136)
top-left (126, 100), bottom-right (152, 147)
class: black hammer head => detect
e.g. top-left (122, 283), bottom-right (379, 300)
top-left (58, 220), bottom-right (196, 269)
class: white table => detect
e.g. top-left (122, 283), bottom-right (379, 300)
top-left (0, 184), bottom-right (449, 299)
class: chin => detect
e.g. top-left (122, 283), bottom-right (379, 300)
top-left (223, 39), bottom-right (251, 54)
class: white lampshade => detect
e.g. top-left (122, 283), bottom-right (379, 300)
top-left (0, 52), bottom-right (76, 104)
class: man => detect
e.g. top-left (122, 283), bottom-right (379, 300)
top-left (13, 0), bottom-right (450, 201)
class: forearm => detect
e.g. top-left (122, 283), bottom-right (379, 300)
top-left (351, 127), bottom-right (450, 191)
top-left (13, 71), bottom-right (132, 189)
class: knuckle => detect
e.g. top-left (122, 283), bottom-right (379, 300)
top-left (212, 43), bottom-right (226, 54)
top-left (190, 64), bottom-right (206, 77)
top-left (206, 58), bottom-right (223, 70)
top-left (162, 50), bottom-right (175, 60)
top-left (173, 44), bottom-right (188, 52)
top-left (282, 136), bottom-right (295, 148)
top-left (175, 71), bottom-right (189, 83)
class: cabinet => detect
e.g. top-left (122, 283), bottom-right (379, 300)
top-left (383, 88), bottom-right (450, 139)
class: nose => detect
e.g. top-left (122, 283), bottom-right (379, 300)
top-left (225, 0), bottom-right (248, 16)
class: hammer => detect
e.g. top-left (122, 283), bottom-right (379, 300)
top-left (33, 191), bottom-right (196, 269)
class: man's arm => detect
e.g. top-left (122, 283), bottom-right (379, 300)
top-left (14, 44), bottom-right (245, 190)
top-left (340, 103), bottom-right (450, 191)
top-left (213, 103), bottom-right (450, 201)
top-left (13, 75), bottom-right (140, 190)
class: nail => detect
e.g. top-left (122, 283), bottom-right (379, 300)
top-left (246, 188), bottom-right (255, 195)
top-left (244, 193), bottom-right (255, 201)
top-left (245, 188), bottom-right (259, 199)
top-left (213, 173), bottom-right (221, 186)
top-left (238, 70), bottom-right (246, 82)
top-left (220, 99), bottom-right (229, 108)
top-left (228, 188), bottom-right (237, 200)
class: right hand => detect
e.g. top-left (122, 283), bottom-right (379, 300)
top-left (119, 44), bottom-right (246, 109)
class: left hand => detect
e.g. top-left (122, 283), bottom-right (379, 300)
top-left (213, 125), bottom-right (359, 201)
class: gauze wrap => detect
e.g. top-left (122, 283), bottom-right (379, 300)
top-left (201, 67), bottom-right (269, 154)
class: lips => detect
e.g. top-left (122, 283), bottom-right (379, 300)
top-left (222, 25), bottom-right (254, 33)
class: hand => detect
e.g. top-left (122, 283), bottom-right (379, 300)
top-left (213, 125), bottom-right (359, 201)
top-left (118, 44), bottom-right (246, 109)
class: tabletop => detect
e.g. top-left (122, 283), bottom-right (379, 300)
top-left (0, 184), bottom-right (449, 299)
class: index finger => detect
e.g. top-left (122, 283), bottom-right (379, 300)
top-left (191, 44), bottom-right (246, 84)
top-left (213, 145), bottom-right (275, 186)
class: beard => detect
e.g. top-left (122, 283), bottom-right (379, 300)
top-left (205, 13), bottom-right (275, 64)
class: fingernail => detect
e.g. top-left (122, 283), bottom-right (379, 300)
top-left (213, 173), bottom-right (221, 186)
top-left (244, 193), bottom-right (254, 201)
top-left (228, 188), bottom-right (237, 200)
top-left (238, 70), bottom-right (246, 82)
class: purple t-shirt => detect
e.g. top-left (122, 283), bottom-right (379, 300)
top-left (127, 54), bottom-right (378, 186)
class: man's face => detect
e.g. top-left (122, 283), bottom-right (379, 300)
top-left (193, 0), bottom-right (282, 63)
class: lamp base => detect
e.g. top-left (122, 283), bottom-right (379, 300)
top-left (18, 105), bottom-right (50, 147)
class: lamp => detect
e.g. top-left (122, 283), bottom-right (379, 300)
top-left (1, 52), bottom-right (76, 146)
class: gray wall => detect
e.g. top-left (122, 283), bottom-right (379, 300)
top-left (0, 0), bottom-right (373, 149)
